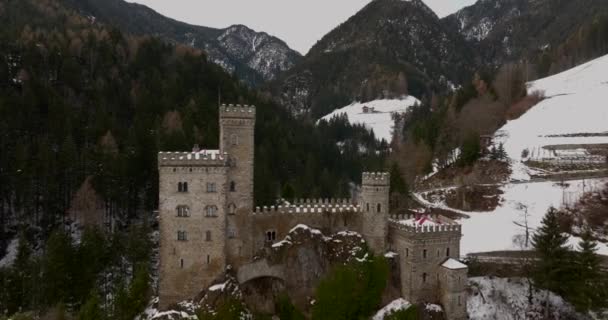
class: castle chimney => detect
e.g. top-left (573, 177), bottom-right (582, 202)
top-left (192, 144), bottom-right (200, 152)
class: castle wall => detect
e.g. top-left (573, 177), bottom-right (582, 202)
top-left (158, 161), bottom-right (228, 308)
top-left (249, 202), bottom-right (363, 251)
top-left (388, 220), bottom-right (463, 304)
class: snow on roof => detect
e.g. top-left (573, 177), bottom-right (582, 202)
top-left (372, 298), bottom-right (411, 320)
top-left (442, 258), bottom-right (467, 270)
top-left (399, 215), bottom-right (441, 227)
top-left (319, 97), bottom-right (420, 143)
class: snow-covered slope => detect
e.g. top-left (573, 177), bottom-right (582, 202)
top-left (468, 277), bottom-right (583, 320)
top-left (495, 54), bottom-right (608, 180)
top-left (320, 97), bottom-right (420, 142)
top-left (416, 178), bottom-right (608, 255)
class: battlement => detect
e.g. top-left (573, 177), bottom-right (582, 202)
top-left (220, 104), bottom-right (256, 119)
top-left (389, 214), bottom-right (461, 234)
top-left (253, 202), bottom-right (361, 215)
top-left (158, 150), bottom-right (228, 167)
top-left (362, 172), bottom-right (390, 186)
top-left (290, 198), bottom-right (353, 206)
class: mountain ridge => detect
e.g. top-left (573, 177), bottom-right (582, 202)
top-left (60, 0), bottom-right (302, 85)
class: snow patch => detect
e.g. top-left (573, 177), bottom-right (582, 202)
top-left (320, 97), bottom-right (420, 143)
top-left (372, 298), bottom-right (412, 320)
top-left (0, 238), bottom-right (18, 268)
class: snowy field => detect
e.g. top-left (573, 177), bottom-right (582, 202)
top-left (320, 97), bottom-right (420, 142)
top-left (494, 54), bottom-right (608, 180)
top-left (416, 178), bottom-right (608, 256)
top-left (468, 277), bottom-right (580, 320)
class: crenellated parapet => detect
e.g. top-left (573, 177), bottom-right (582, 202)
top-left (389, 214), bottom-right (462, 234)
top-left (220, 104), bottom-right (256, 119)
top-left (252, 202), bottom-right (361, 215)
top-left (158, 151), bottom-right (228, 167)
top-left (362, 172), bottom-right (390, 186)
top-left (289, 198), bottom-right (353, 206)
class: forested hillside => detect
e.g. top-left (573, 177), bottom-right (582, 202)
top-left (0, 0), bottom-right (386, 274)
top-left (58, 0), bottom-right (302, 85)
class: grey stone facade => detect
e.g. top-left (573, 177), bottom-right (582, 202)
top-left (157, 104), bottom-right (467, 319)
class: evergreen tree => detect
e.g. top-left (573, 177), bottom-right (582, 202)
top-left (78, 291), bottom-right (104, 320)
top-left (43, 230), bottom-right (75, 307)
top-left (389, 163), bottom-right (408, 195)
top-left (497, 143), bottom-right (507, 160)
top-left (570, 230), bottom-right (607, 312)
top-left (531, 207), bottom-right (571, 296)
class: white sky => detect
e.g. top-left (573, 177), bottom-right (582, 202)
top-left (128, 0), bottom-right (478, 54)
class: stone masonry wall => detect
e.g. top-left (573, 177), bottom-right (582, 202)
top-left (388, 223), bottom-right (462, 304)
top-left (158, 164), bottom-right (228, 309)
top-left (220, 105), bottom-right (256, 267)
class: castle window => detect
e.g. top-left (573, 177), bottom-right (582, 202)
top-left (228, 228), bottom-right (236, 239)
top-left (228, 203), bottom-right (237, 215)
top-left (377, 203), bottom-right (382, 212)
top-left (422, 273), bottom-right (427, 283)
top-left (180, 258), bottom-right (184, 268)
top-left (230, 181), bottom-right (236, 192)
top-left (406, 248), bottom-right (409, 257)
top-left (230, 134), bottom-right (239, 146)
top-left (176, 205), bottom-right (190, 217)
top-left (446, 247), bottom-right (450, 257)
top-left (266, 230), bottom-right (277, 242)
top-left (206, 182), bottom-right (217, 193)
top-left (206, 231), bottom-right (212, 241)
top-left (205, 205), bottom-right (218, 217)
top-left (366, 203), bottom-right (370, 212)
top-left (177, 231), bottom-right (187, 241)
top-left (178, 182), bottom-right (188, 193)
top-left (207, 255), bottom-right (210, 265)
top-left (423, 249), bottom-right (427, 259)
top-left (173, 168), bottom-right (176, 172)
top-left (458, 295), bottom-right (461, 306)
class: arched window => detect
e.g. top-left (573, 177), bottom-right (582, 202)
top-left (422, 273), bottom-right (428, 283)
top-left (446, 247), bottom-right (450, 257)
top-left (228, 203), bottom-right (237, 215)
top-left (178, 182), bottom-right (183, 192)
top-left (366, 203), bottom-right (370, 212)
top-left (230, 134), bottom-right (239, 146)
top-left (183, 182), bottom-right (188, 192)
top-left (423, 249), bottom-right (427, 259)
top-left (230, 181), bottom-right (236, 192)
top-left (458, 295), bottom-right (461, 306)
top-left (180, 258), bottom-right (184, 268)
top-left (205, 206), bottom-right (218, 217)
top-left (377, 203), bottom-right (382, 213)
top-left (205, 231), bottom-right (212, 241)
top-left (176, 205), bottom-right (190, 217)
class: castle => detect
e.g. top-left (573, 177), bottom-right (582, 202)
top-left (157, 104), bottom-right (468, 319)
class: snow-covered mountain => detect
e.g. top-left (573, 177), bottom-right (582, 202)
top-left (320, 97), bottom-right (420, 143)
top-left (495, 53), bottom-right (608, 180)
top-left (60, 0), bottom-right (301, 85)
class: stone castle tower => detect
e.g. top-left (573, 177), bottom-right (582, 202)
top-left (157, 104), bottom-right (255, 307)
top-left (360, 172), bottom-right (390, 253)
top-left (157, 103), bottom-right (468, 319)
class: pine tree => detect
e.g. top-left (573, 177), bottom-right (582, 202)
top-left (570, 230), bottom-right (606, 312)
top-left (497, 143), bottom-right (507, 160)
top-left (531, 207), bottom-right (571, 296)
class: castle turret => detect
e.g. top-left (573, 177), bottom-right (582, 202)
top-left (219, 104), bottom-right (256, 265)
top-left (360, 172), bottom-right (390, 253)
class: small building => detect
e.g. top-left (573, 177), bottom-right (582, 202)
top-left (362, 105), bottom-right (370, 113)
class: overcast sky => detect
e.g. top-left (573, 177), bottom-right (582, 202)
top-left (128, 0), bottom-right (478, 54)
